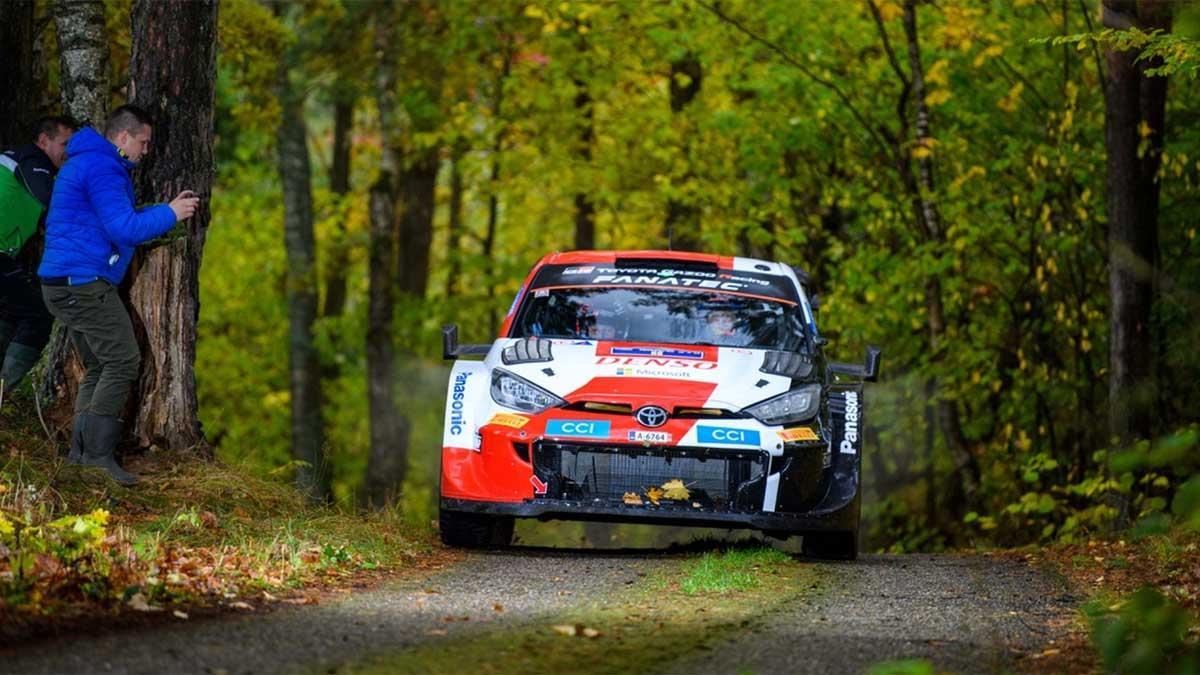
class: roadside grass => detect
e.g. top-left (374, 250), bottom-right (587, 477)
top-left (675, 546), bottom-right (792, 595)
top-left (0, 404), bottom-right (435, 637)
top-left (340, 542), bottom-right (820, 675)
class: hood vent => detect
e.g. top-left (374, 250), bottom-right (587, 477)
top-left (580, 401), bottom-right (634, 414)
top-left (502, 337), bottom-right (554, 365)
top-left (760, 351), bottom-right (813, 379)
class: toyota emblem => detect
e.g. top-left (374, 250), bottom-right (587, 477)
top-left (635, 405), bottom-right (669, 428)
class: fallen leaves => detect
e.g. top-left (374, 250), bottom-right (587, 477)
top-left (636, 479), bottom-right (694, 505)
top-left (552, 623), bottom-right (602, 638)
top-left (127, 593), bottom-right (160, 612)
top-left (661, 479), bottom-right (690, 501)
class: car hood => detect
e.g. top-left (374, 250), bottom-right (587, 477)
top-left (490, 339), bottom-right (798, 412)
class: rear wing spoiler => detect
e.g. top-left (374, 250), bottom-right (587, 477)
top-left (828, 346), bottom-right (882, 382)
top-left (442, 324), bottom-right (492, 360)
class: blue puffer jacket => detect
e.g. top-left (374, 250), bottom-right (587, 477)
top-left (38, 127), bottom-right (175, 285)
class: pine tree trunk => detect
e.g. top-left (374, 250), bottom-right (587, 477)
top-left (123, 0), bottom-right (218, 452)
top-left (573, 80), bottom-right (595, 250)
top-left (444, 144), bottom-right (465, 300)
top-left (664, 55), bottom-right (702, 251)
top-left (363, 15), bottom-right (408, 508)
top-left (54, 0), bottom-right (108, 126)
top-left (482, 44), bottom-right (513, 336)
top-left (0, 1), bottom-right (36, 147)
top-left (1102, 0), bottom-right (1171, 445)
top-left (396, 147), bottom-right (439, 298)
top-left (322, 99), bottom-right (353, 320)
top-left (276, 60), bottom-right (331, 502)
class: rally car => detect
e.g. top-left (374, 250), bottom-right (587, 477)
top-left (440, 251), bottom-right (880, 559)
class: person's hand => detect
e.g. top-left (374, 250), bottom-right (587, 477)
top-left (169, 190), bottom-right (200, 222)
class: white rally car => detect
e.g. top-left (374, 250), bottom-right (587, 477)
top-left (440, 250), bottom-right (880, 559)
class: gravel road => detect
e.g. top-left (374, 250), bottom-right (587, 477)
top-left (0, 549), bottom-right (1073, 675)
top-left (674, 553), bottom-right (1076, 674)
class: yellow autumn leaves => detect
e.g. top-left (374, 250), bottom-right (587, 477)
top-left (622, 479), bottom-right (693, 506)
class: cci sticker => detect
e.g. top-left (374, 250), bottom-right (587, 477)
top-left (545, 419), bottom-right (611, 438)
top-left (487, 413), bottom-right (531, 429)
top-left (778, 427), bottom-right (819, 443)
top-left (627, 430), bottom-right (672, 444)
top-left (697, 426), bottom-right (761, 446)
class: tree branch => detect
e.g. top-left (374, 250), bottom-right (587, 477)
top-left (866, 0), bottom-right (911, 89)
top-left (696, 0), bottom-right (889, 156)
top-left (1080, 0), bottom-right (1108, 85)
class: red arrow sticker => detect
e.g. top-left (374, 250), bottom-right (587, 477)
top-left (529, 474), bottom-right (548, 495)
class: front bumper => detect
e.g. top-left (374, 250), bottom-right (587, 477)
top-left (440, 490), bottom-right (859, 535)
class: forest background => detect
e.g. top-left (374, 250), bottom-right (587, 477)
top-left (1, 0), bottom-right (1198, 556)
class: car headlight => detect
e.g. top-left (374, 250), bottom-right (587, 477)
top-left (490, 369), bottom-right (564, 413)
top-left (743, 384), bottom-right (821, 425)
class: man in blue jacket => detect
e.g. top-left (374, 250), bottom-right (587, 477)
top-left (40, 105), bottom-right (198, 485)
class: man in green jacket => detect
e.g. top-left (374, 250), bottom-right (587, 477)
top-left (0, 116), bottom-right (76, 395)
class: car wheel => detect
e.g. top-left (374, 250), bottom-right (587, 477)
top-left (439, 509), bottom-right (515, 548)
top-left (801, 531), bottom-right (858, 561)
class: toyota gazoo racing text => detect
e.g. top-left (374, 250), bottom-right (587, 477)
top-left (439, 251), bottom-right (881, 559)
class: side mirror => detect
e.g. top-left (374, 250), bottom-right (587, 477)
top-left (828, 345), bottom-right (883, 383)
top-left (809, 293), bottom-right (820, 311)
top-left (442, 324), bottom-right (493, 360)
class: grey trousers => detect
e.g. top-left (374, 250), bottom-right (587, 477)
top-left (41, 280), bottom-right (140, 416)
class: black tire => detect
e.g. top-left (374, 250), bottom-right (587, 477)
top-left (439, 509), bottom-right (515, 548)
top-left (801, 531), bottom-right (858, 560)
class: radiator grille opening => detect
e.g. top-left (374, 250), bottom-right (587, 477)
top-left (533, 441), bottom-right (767, 512)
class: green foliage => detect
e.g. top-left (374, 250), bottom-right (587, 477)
top-left (197, 0), bottom-right (1200, 552)
top-left (1038, 27), bottom-right (1200, 80)
top-left (1, 508), bottom-right (114, 606)
top-left (1087, 588), bottom-right (1200, 674)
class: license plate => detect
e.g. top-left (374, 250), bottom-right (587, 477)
top-left (627, 430), bottom-right (672, 444)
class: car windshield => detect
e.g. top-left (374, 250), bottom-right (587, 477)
top-left (511, 287), bottom-right (808, 351)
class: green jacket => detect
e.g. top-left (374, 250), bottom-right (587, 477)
top-left (0, 145), bottom-right (54, 257)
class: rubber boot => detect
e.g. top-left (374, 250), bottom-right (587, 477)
top-left (80, 414), bottom-right (137, 486)
top-left (67, 411), bottom-right (90, 464)
top-left (0, 319), bottom-right (14, 357)
top-left (0, 320), bottom-right (13, 404)
top-left (0, 341), bottom-right (41, 389)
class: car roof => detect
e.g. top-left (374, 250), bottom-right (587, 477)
top-left (536, 250), bottom-right (800, 278)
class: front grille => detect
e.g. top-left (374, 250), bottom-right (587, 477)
top-left (533, 441), bottom-right (767, 512)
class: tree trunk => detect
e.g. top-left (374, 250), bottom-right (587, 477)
top-left (276, 56), bottom-right (331, 502)
top-left (1102, 0), bottom-right (1171, 445)
top-left (572, 39), bottom-right (596, 250)
top-left (321, 98), bottom-right (354, 319)
top-left (0, 1), bottom-right (36, 147)
top-left (445, 143), bottom-right (465, 299)
top-left (362, 15), bottom-right (408, 508)
top-left (119, 0), bottom-right (217, 453)
top-left (901, 0), bottom-right (980, 497)
top-left (665, 55), bottom-right (702, 251)
top-left (483, 44), bottom-right (513, 336)
top-left (54, 0), bottom-right (108, 126)
top-left (396, 147), bottom-right (439, 298)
